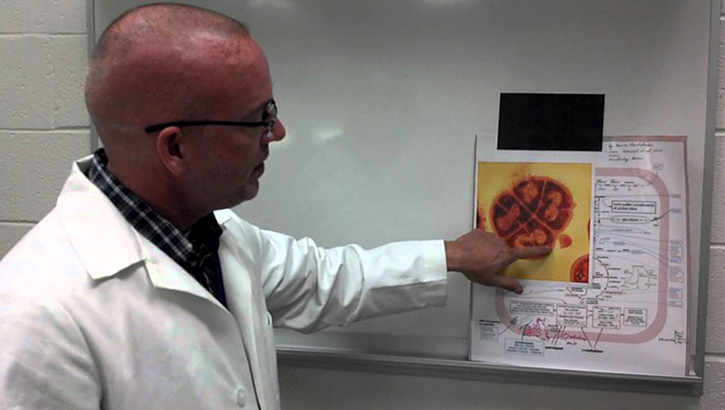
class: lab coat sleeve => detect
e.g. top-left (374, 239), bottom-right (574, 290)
top-left (0, 296), bottom-right (102, 410)
top-left (254, 227), bottom-right (448, 333)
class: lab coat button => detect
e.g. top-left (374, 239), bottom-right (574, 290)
top-left (235, 387), bottom-right (247, 407)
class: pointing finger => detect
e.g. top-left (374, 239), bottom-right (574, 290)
top-left (512, 246), bottom-right (551, 261)
top-left (489, 275), bottom-right (524, 294)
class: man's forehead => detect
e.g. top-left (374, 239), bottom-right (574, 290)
top-left (133, 33), bottom-right (264, 82)
top-left (186, 30), bottom-right (255, 54)
top-left (184, 38), bottom-right (272, 114)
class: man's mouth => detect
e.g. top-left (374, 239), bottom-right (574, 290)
top-left (252, 162), bottom-right (265, 177)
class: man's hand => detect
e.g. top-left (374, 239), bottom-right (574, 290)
top-left (444, 229), bottom-right (551, 294)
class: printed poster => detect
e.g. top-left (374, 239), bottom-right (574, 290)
top-left (469, 136), bottom-right (690, 377)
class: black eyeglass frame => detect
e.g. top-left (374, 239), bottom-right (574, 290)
top-left (144, 99), bottom-right (277, 135)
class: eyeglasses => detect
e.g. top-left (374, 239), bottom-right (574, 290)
top-left (144, 99), bottom-right (278, 139)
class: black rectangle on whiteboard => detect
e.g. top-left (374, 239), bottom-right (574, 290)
top-left (497, 93), bottom-right (604, 151)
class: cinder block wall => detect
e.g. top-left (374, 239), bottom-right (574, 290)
top-left (0, 1), bottom-right (722, 408)
top-left (0, 0), bottom-right (89, 256)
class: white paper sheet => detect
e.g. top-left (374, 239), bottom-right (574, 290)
top-left (469, 136), bottom-right (689, 377)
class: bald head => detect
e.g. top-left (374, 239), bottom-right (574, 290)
top-left (90, 4), bottom-right (249, 65)
top-left (82, 4), bottom-right (281, 228)
top-left (85, 4), bottom-right (259, 147)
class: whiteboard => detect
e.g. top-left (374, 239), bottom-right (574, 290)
top-left (91, 0), bottom-right (717, 395)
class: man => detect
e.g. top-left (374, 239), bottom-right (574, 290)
top-left (0, 4), bottom-right (549, 409)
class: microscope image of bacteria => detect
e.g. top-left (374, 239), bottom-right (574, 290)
top-left (490, 176), bottom-right (576, 254)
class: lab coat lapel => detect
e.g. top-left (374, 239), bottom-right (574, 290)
top-left (140, 235), bottom-right (227, 311)
top-left (58, 158), bottom-right (144, 281)
top-left (59, 156), bottom-right (227, 311)
top-left (217, 221), bottom-right (276, 408)
top-left (144, 212), bottom-right (234, 310)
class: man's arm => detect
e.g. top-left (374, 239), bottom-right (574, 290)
top-left (235, 215), bottom-right (547, 332)
top-left (258, 231), bottom-right (448, 333)
top-left (444, 229), bottom-right (551, 294)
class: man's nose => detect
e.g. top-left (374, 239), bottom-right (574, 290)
top-left (265, 119), bottom-right (286, 143)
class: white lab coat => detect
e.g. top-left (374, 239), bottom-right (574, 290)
top-left (0, 157), bottom-right (448, 410)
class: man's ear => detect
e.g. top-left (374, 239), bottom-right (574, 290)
top-left (155, 127), bottom-right (186, 177)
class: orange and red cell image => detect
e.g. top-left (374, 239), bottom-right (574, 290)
top-left (477, 162), bottom-right (592, 283)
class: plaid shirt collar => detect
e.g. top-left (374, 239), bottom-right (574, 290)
top-left (87, 149), bottom-right (223, 298)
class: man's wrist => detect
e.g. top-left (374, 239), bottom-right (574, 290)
top-left (443, 240), bottom-right (460, 273)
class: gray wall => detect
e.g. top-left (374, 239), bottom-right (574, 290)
top-left (0, 0), bottom-right (723, 408)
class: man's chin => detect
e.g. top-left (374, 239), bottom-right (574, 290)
top-left (236, 184), bottom-right (260, 205)
top-left (212, 182), bottom-right (260, 210)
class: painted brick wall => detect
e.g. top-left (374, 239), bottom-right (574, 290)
top-left (0, 1), bottom-right (722, 408)
top-left (0, 0), bottom-right (89, 257)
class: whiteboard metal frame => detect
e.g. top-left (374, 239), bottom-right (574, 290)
top-left (695, 0), bottom-right (719, 385)
top-left (87, 0), bottom-right (719, 396)
top-left (277, 348), bottom-right (702, 396)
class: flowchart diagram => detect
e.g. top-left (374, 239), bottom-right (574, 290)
top-left (470, 137), bottom-right (689, 376)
